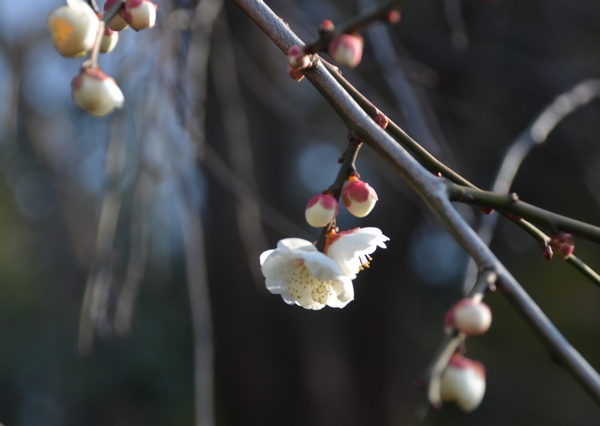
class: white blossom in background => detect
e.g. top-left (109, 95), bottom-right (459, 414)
top-left (71, 67), bottom-right (124, 117)
top-left (123, 0), bottom-right (158, 31)
top-left (260, 238), bottom-right (354, 310)
top-left (47, 0), bottom-right (100, 57)
top-left (325, 227), bottom-right (389, 278)
top-left (440, 354), bottom-right (486, 412)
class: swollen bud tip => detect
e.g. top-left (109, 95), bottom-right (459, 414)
top-left (327, 34), bottom-right (363, 68)
top-left (287, 44), bottom-right (311, 70)
top-left (100, 25), bottom-right (119, 53)
top-left (342, 176), bottom-right (378, 218)
top-left (549, 232), bottom-right (574, 259)
top-left (305, 194), bottom-right (339, 228)
top-left (104, 0), bottom-right (129, 31)
top-left (444, 299), bottom-right (492, 336)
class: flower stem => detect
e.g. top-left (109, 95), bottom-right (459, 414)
top-left (315, 132), bottom-right (363, 252)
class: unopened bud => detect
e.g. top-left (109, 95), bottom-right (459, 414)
top-left (71, 67), bottom-right (124, 117)
top-left (305, 194), bottom-right (339, 228)
top-left (342, 176), bottom-right (378, 218)
top-left (287, 44), bottom-right (311, 70)
top-left (318, 19), bottom-right (335, 33)
top-left (47, 0), bottom-right (100, 57)
top-left (100, 25), bottom-right (119, 53)
top-left (440, 354), bottom-right (486, 412)
top-left (549, 232), bottom-right (574, 259)
top-left (386, 10), bottom-right (401, 24)
top-left (287, 65), bottom-right (305, 82)
top-left (480, 206), bottom-right (494, 215)
top-left (123, 0), bottom-right (158, 31)
top-left (327, 34), bottom-right (363, 68)
top-left (104, 0), bottom-right (129, 31)
top-left (444, 299), bottom-right (492, 336)
top-left (374, 113), bottom-right (388, 129)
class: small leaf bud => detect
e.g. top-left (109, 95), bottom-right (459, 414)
top-left (444, 298), bottom-right (492, 336)
top-left (71, 67), bottom-right (124, 117)
top-left (374, 113), bottom-right (388, 129)
top-left (287, 64), bottom-right (305, 82)
top-left (318, 19), bottom-right (335, 33)
top-left (480, 206), bottom-right (494, 215)
top-left (440, 354), bottom-right (486, 412)
top-left (549, 232), bottom-right (574, 259)
top-left (327, 34), bottom-right (364, 68)
top-left (47, 0), bottom-right (100, 57)
top-left (305, 194), bottom-right (339, 228)
top-left (287, 44), bottom-right (311, 70)
top-left (123, 0), bottom-right (158, 31)
top-left (104, 0), bottom-right (129, 31)
top-left (99, 25), bottom-right (119, 53)
top-left (342, 176), bottom-right (378, 218)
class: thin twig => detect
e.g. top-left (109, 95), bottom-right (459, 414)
top-left (449, 183), bottom-right (600, 244)
top-left (463, 80), bottom-right (600, 291)
top-left (231, 0), bottom-right (600, 404)
top-left (315, 133), bottom-right (363, 252)
top-left (303, 0), bottom-right (402, 54)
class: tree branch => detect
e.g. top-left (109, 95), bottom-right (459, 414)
top-left (231, 0), bottom-right (600, 404)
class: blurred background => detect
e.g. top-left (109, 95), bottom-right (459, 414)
top-left (1, 0), bottom-right (600, 424)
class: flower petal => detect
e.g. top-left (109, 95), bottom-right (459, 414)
top-left (277, 238), bottom-right (317, 251)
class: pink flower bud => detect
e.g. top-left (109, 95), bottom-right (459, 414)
top-left (100, 25), bottom-right (119, 53)
top-left (287, 64), bottom-right (305, 82)
top-left (440, 354), bottom-right (486, 412)
top-left (342, 176), bottom-right (378, 218)
top-left (47, 0), bottom-right (100, 57)
top-left (305, 194), bottom-right (339, 228)
top-left (549, 232), bottom-right (574, 259)
top-left (287, 44), bottom-right (311, 70)
top-left (444, 299), bottom-right (492, 336)
top-left (104, 0), bottom-right (129, 31)
top-left (327, 34), bottom-right (363, 68)
top-left (123, 0), bottom-right (158, 31)
top-left (71, 67), bottom-right (124, 117)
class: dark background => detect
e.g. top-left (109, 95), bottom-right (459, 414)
top-left (1, 0), bottom-right (600, 424)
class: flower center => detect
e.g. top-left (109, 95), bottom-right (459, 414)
top-left (284, 264), bottom-right (335, 305)
top-left (49, 17), bottom-right (74, 44)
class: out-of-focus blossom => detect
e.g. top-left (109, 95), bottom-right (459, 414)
top-left (104, 0), bottom-right (129, 31)
top-left (440, 354), bottom-right (486, 412)
top-left (47, 0), bottom-right (100, 57)
top-left (444, 298), bottom-right (492, 336)
top-left (71, 67), bottom-right (124, 117)
top-left (99, 25), bottom-right (119, 53)
top-left (327, 34), bottom-right (363, 68)
top-left (123, 0), bottom-right (157, 31)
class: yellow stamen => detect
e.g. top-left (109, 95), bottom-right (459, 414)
top-left (49, 17), bottom-right (74, 44)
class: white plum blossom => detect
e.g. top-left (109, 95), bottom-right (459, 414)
top-left (325, 227), bottom-right (389, 278)
top-left (260, 238), bottom-right (354, 310)
top-left (260, 227), bottom-right (388, 309)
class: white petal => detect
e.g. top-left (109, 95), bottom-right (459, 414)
top-left (259, 249), bottom-right (274, 266)
top-left (277, 238), bottom-right (316, 251)
top-left (302, 251), bottom-right (344, 281)
top-left (260, 251), bottom-right (295, 279)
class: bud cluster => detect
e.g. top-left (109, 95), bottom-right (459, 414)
top-left (47, 0), bottom-right (158, 117)
top-left (305, 175), bottom-right (379, 229)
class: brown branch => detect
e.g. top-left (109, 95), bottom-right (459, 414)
top-left (231, 0), bottom-right (600, 405)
